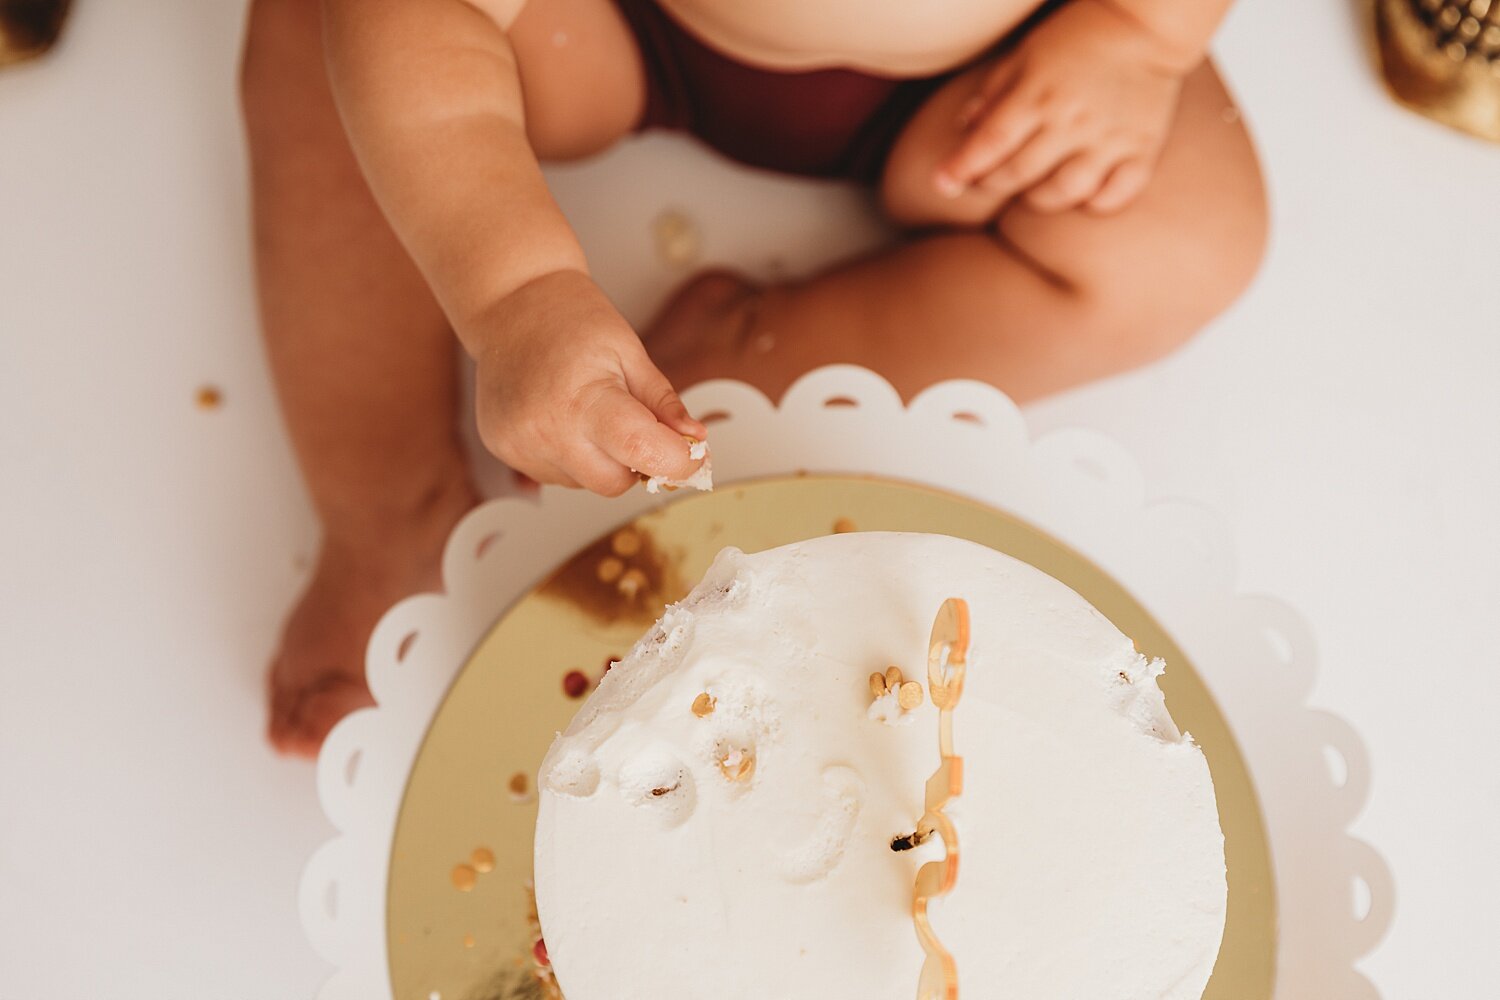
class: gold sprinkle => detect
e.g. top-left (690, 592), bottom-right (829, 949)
top-left (869, 672), bottom-right (890, 698)
top-left (617, 568), bottom-right (648, 598)
top-left (471, 847), bottom-right (495, 874)
top-left (897, 681), bottom-right (924, 711)
top-left (611, 529), bottom-right (642, 557)
top-left (463, 932), bottom-right (476, 949)
top-left (718, 748), bottom-right (755, 782)
top-left (884, 666), bottom-right (904, 690)
top-left (653, 209), bottom-right (701, 268)
top-left (691, 692), bottom-right (716, 717)
top-left (508, 771), bottom-right (530, 800)
top-left (451, 864), bottom-right (477, 892)
top-left (195, 385), bottom-right (223, 410)
top-left (833, 517), bottom-right (857, 534)
top-left (596, 556), bottom-right (625, 583)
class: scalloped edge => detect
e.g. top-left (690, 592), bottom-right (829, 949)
top-left (302, 365), bottom-right (1390, 999)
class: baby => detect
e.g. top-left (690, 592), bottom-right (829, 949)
top-left (241, 0), bottom-right (1267, 755)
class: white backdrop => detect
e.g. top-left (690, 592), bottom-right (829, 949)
top-left (1, 1), bottom-right (1496, 997)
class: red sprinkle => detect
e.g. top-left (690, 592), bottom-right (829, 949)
top-left (533, 937), bottom-right (550, 966)
top-left (563, 670), bottom-right (590, 699)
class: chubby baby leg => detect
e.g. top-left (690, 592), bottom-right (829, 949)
top-left (648, 60), bottom-right (1266, 403)
top-left (879, 58), bottom-right (1268, 379)
top-left (243, 0), bottom-right (646, 755)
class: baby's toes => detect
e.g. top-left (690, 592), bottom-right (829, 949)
top-left (269, 668), bottom-right (373, 758)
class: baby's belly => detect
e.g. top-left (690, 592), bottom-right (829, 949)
top-left (656, 0), bottom-right (1042, 77)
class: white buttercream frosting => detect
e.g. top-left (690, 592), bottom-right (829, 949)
top-left (644, 439), bottom-right (713, 494)
top-left (534, 533), bottom-right (1226, 999)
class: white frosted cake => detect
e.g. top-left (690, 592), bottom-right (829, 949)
top-left (534, 532), bottom-right (1226, 999)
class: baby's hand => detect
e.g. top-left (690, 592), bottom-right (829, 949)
top-left (935, 0), bottom-right (1193, 214)
top-left (471, 270), bottom-right (707, 496)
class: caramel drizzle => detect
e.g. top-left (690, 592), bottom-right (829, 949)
top-left (913, 598), bottom-right (969, 1000)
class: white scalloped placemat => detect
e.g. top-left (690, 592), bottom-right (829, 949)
top-left (302, 365), bottom-right (1390, 999)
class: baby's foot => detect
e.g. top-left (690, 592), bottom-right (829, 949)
top-left (266, 481), bottom-right (479, 757)
top-left (643, 270), bottom-right (765, 391)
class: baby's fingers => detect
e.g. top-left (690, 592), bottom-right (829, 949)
top-left (1087, 158), bottom-right (1152, 214)
top-left (624, 353), bottom-right (707, 440)
top-left (935, 96), bottom-right (1044, 197)
top-left (1024, 149), bottom-right (1119, 213)
top-left (974, 127), bottom-right (1078, 203)
top-left (588, 383), bottom-right (705, 487)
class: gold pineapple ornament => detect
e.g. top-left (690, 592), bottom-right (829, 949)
top-left (0, 0), bottom-right (72, 67)
top-left (1375, 0), bottom-right (1500, 140)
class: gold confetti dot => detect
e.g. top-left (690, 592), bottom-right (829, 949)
top-left (884, 666), bottom-right (904, 691)
top-left (869, 672), bottom-right (889, 698)
top-left (897, 681), bottom-right (924, 711)
top-left (653, 209), bottom-right (702, 268)
top-left (463, 932), bottom-right (476, 949)
top-left (833, 517), bottom-right (857, 534)
top-left (596, 556), bottom-right (624, 583)
top-left (691, 692), bottom-right (716, 717)
top-left (617, 568), bottom-right (648, 598)
top-left (471, 847), bottom-right (495, 873)
top-left (195, 385), bottom-right (223, 410)
top-left (451, 864), bottom-right (477, 892)
top-left (507, 771), bottom-right (530, 801)
top-left (611, 529), bottom-right (641, 557)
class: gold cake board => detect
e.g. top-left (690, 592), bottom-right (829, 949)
top-left (387, 475), bottom-right (1276, 999)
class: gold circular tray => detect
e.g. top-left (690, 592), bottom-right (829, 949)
top-left (387, 475), bottom-right (1277, 999)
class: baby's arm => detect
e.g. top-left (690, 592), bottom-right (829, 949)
top-left (936, 0), bottom-right (1236, 213)
top-left (321, 0), bottom-right (705, 495)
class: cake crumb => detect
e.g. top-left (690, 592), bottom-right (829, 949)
top-left (563, 670), bottom-right (591, 699)
top-left (611, 529), bottom-right (642, 557)
top-left (596, 556), bottom-right (625, 583)
top-left (653, 209), bottom-right (701, 268)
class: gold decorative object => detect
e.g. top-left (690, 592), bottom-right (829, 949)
top-left (691, 692), bottom-right (716, 717)
top-left (0, 0), bottom-right (71, 67)
top-left (1374, 0), bottom-right (1500, 140)
top-left (384, 477), bottom-right (1275, 1000)
top-left (716, 746), bottom-right (756, 782)
top-left (912, 598), bottom-right (969, 1000)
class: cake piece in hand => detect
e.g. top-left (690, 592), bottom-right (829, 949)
top-left (641, 437), bottom-right (712, 495)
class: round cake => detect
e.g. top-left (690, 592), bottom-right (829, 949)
top-left (534, 532), bottom-right (1226, 999)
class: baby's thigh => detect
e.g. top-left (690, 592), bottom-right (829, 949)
top-left (508, 0), bottom-right (646, 160)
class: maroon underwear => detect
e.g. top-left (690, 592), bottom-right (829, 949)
top-left (611, 0), bottom-right (1066, 183)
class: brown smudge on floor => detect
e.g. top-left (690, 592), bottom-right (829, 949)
top-left (537, 522), bottom-right (681, 626)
